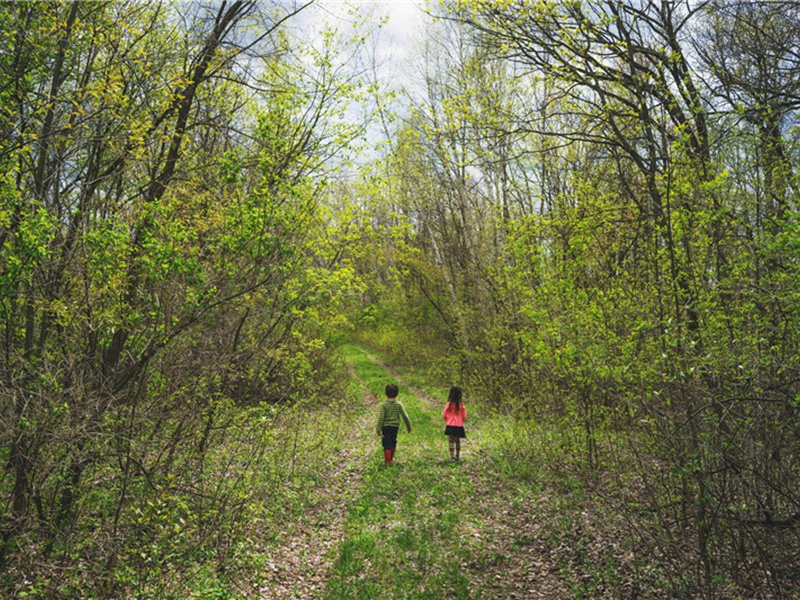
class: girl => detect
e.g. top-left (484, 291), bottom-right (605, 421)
top-left (443, 386), bottom-right (466, 462)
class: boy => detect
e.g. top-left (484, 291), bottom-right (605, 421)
top-left (376, 383), bottom-right (412, 466)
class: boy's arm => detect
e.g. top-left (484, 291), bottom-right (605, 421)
top-left (376, 404), bottom-right (385, 434)
top-left (400, 403), bottom-right (412, 432)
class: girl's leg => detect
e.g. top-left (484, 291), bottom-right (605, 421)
top-left (455, 438), bottom-right (461, 460)
top-left (448, 437), bottom-right (456, 460)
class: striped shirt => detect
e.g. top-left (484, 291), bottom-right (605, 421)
top-left (376, 399), bottom-right (411, 431)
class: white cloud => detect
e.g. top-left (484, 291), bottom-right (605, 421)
top-left (313, 0), bottom-right (426, 63)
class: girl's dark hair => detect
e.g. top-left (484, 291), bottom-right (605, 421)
top-left (385, 383), bottom-right (399, 398)
top-left (448, 386), bottom-right (462, 410)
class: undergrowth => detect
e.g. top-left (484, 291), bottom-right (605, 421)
top-left (3, 361), bottom-right (365, 600)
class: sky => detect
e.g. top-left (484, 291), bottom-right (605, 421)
top-left (313, 0), bottom-right (427, 65)
top-left (374, 0), bottom-right (426, 52)
top-left (293, 0), bottom-right (432, 157)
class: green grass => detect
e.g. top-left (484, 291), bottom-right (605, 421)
top-left (338, 344), bottom-right (663, 599)
top-left (326, 344), bottom-right (480, 599)
top-left (334, 343), bottom-right (701, 599)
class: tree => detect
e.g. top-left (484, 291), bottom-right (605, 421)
top-left (0, 2), bottom-right (376, 591)
top-left (697, 0), bottom-right (800, 229)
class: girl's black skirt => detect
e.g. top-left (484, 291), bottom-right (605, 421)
top-left (444, 425), bottom-right (466, 439)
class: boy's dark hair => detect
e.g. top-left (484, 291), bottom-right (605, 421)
top-left (448, 386), bottom-right (462, 410)
top-left (385, 383), bottom-right (399, 398)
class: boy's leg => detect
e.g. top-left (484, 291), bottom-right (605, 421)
top-left (382, 426), bottom-right (398, 465)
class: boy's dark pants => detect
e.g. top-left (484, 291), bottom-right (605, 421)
top-left (381, 426), bottom-right (399, 450)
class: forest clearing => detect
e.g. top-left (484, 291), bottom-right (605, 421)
top-left (2, 0), bottom-right (800, 598)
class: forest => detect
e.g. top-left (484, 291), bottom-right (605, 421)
top-left (0, 0), bottom-right (799, 598)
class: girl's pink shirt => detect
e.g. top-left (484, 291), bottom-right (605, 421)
top-left (442, 402), bottom-right (466, 427)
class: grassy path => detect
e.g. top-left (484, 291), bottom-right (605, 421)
top-left (257, 344), bottom-right (694, 599)
top-left (320, 344), bottom-right (568, 600)
top-left (323, 344), bottom-right (476, 599)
